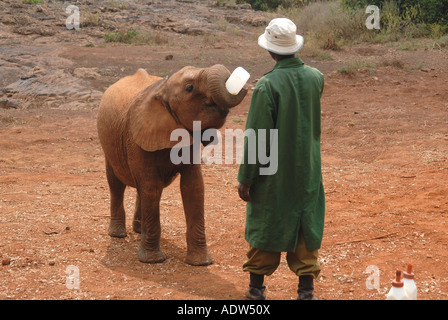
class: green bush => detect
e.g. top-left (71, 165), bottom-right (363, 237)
top-left (341, 0), bottom-right (448, 25)
top-left (239, 0), bottom-right (448, 25)
top-left (276, 0), bottom-right (448, 50)
top-left (22, 0), bottom-right (43, 4)
top-left (237, 0), bottom-right (339, 11)
top-left (236, 0), bottom-right (312, 11)
top-left (236, 0), bottom-right (282, 11)
top-left (104, 29), bottom-right (138, 44)
top-left (279, 1), bottom-right (366, 49)
top-left (104, 29), bottom-right (169, 45)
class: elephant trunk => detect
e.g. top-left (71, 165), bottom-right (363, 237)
top-left (206, 64), bottom-right (248, 109)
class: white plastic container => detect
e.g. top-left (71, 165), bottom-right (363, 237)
top-left (403, 263), bottom-right (417, 300)
top-left (386, 270), bottom-right (408, 300)
top-left (225, 67), bottom-right (250, 95)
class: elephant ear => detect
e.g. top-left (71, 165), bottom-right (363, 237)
top-left (128, 84), bottom-right (190, 152)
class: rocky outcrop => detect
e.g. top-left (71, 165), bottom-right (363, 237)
top-left (0, 0), bottom-right (265, 37)
top-left (0, 0), bottom-right (266, 110)
top-left (122, 0), bottom-right (266, 35)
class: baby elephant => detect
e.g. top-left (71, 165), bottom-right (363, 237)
top-left (97, 65), bottom-right (247, 265)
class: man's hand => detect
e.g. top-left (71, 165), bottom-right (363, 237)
top-left (238, 183), bottom-right (251, 202)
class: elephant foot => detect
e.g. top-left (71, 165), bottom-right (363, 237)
top-left (108, 219), bottom-right (127, 238)
top-left (132, 220), bottom-right (141, 234)
top-left (138, 247), bottom-right (166, 264)
top-left (185, 247), bottom-right (214, 266)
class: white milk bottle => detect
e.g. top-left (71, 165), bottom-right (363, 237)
top-left (403, 263), bottom-right (417, 300)
top-left (386, 270), bottom-right (408, 300)
top-left (225, 67), bottom-right (250, 95)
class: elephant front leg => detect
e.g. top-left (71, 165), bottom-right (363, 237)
top-left (106, 160), bottom-right (127, 238)
top-left (137, 185), bottom-right (166, 263)
top-left (180, 165), bottom-right (213, 266)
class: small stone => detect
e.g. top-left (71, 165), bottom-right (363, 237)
top-left (2, 258), bottom-right (11, 266)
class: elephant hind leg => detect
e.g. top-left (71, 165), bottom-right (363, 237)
top-left (105, 160), bottom-right (127, 238)
top-left (132, 192), bottom-right (141, 234)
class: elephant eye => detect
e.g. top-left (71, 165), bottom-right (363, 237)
top-left (186, 84), bottom-right (194, 92)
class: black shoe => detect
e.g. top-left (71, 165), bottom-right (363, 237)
top-left (245, 285), bottom-right (266, 300)
top-left (246, 273), bottom-right (266, 300)
top-left (298, 292), bottom-right (319, 300)
top-left (297, 275), bottom-right (319, 300)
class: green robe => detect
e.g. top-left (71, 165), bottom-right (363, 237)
top-left (237, 57), bottom-right (325, 252)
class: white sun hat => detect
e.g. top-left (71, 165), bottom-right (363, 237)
top-left (258, 18), bottom-right (304, 55)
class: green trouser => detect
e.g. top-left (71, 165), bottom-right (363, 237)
top-left (243, 229), bottom-right (321, 279)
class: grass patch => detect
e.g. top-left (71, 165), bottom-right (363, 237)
top-left (203, 34), bottom-right (217, 46)
top-left (337, 60), bottom-right (376, 75)
top-left (301, 44), bottom-right (334, 61)
top-left (215, 18), bottom-right (228, 32)
top-left (378, 57), bottom-right (405, 69)
top-left (82, 12), bottom-right (101, 27)
top-left (398, 40), bottom-right (420, 51)
top-left (22, 0), bottom-right (43, 3)
top-left (104, 29), bottom-right (169, 45)
top-left (411, 62), bottom-right (426, 71)
top-left (432, 35), bottom-right (448, 49)
top-left (0, 115), bottom-right (25, 125)
top-left (105, 29), bottom-right (138, 44)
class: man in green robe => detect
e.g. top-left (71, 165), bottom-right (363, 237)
top-left (237, 18), bottom-right (325, 300)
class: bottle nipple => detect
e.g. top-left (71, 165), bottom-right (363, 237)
top-left (392, 269), bottom-right (404, 287)
top-left (403, 263), bottom-right (414, 280)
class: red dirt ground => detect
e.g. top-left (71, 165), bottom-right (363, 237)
top-left (1, 19), bottom-right (448, 300)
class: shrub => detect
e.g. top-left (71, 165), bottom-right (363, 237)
top-left (104, 29), bottom-right (169, 45)
top-left (341, 0), bottom-right (448, 26)
top-left (262, 0), bottom-right (447, 50)
top-left (236, 0), bottom-right (308, 11)
top-left (337, 60), bottom-right (375, 75)
top-left (104, 29), bottom-right (138, 44)
top-left (434, 34), bottom-right (448, 48)
top-left (278, 1), bottom-right (366, 49)
top-left (236, 0), bottom-right (280, 11)
top-left (22, 0), bottom-right (43, 3)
